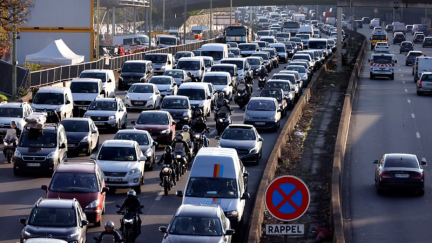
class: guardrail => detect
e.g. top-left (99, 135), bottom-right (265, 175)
top-left (332, 36), bottom-right (366, 243)
top-left (28, 38), bottom-right (223, 88)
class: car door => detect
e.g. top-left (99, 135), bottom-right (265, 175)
top-left (77, 205), bottom-right (87, 241)
top-left (90, 121), bottom-right (99, 149)
top-left (274, 99), bottom-right (281, 121)
top-left (96, 168), bottom-right (106, 208)
top-left (117, 99), bottom-right (127, 126)
top-left (64, 93), bottom-right (73, 118)
top-left (59, 128), bottom-right (68, 162)
top-left (171, 78), bottom-right (178, 95)
top-left (154, 87), bottom-right (162, 108)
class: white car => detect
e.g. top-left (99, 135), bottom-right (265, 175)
top-left (0, 102), bottom-right (32, 134)
top-left (374, 42), bottom-right (390, 53)
top-left (91, 140), bottom-right (146, 193)
top-left (124, 83), bottom-right (162, 110)
top-left (149, 76), bottom-right (178, 97)
top-left (83, 98), bottom-right (128, 132)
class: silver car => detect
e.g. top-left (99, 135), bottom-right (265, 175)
top-left (417, 72), bottom-right (432, 95)
top-left (83, 98), bottom-right (128, 132)
top-left (163, 69), bottom-right (191, 86)
top-left (244, 97), bottom-right (282, 132)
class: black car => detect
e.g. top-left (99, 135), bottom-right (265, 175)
top-left (406, 51), bottom-right (423, 66)
top-left (399, 41), bottom-right (414, 54)
top-left (362, 17), bottom-right (370, 24)
top-left (160, 95), bottom-right (192, 127)
top-left (61, 118), bottom-right (100, 156)
top-left (422, 37), bottom-right (432, 47)
top-left (393, 32), bottom-right (405, 45)
top-left (374, 153), bottom-right (426, 195)
top-left (246, 57), bottom-right (265, 78)
top-left (284, 43), bottom-right (295, 57)
top-left (260, 88), bottom-right (288, 117)
top-left (20, 198), bottom-right (88, 243)
top-left (261, 47), bottom-right (279, 69)
top-left (413, 33), bottom-right (425, 43)
top-left (385, 24), bottom-right (394, 33)
top-left (406, 25), bottom-right (413, 33)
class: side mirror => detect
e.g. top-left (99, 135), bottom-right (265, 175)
top-left (297, 81), bottom-right (300, 84)
top-left (81, 220), bottom-right (89, 226)
top-left (175, 190), bottom-right (183, 197)
top-left (66, 100), bottom-right (71, 105)
top-left (394, 60), bottom-right (398, 63)
top-left (241, 192), bottom-right (251, 200)
top-left (107, 79), bottom-right (112, 83)
top-left (29, 99), bottom-right (33, 103)
top-left (92, 129), bottom-right (98, 134)
top-left (258, 137), bottom-right (263, 142)
top-left (277, 108), bottom-right (282, 112)
top-left (100, 91), bottom-right (105, 95)
top-left (167, 61), bottom-right (171, 65)
top-left (140, 156), bottom-right (146, 161)
top-left (90, 154), bottom-right (96, 160)
top-left (159, 226), bottom-right (168, 233)
top-left (19, 217), bottom-right (26, 225)
top-left (207, 95), bottom-right (211, 99)
top-left (153, 141), bottom-right (158, 146)
top-left (118, 70), bottom-right (122, 73)
top-left (373, 160), bottom-right (379, 164)
top-left (156, 105), bottom-right (161, 109)
top-left (421, 161), bottom-right (427, 166)
top-left (131, 120), bottom-right (136, 125)
top-left (102, 187), bottom-right (109, 193)
top-left (215, 136), bottom-right (220, 140)
top-left (41, 185), bottom-right (48, 191)
top-left (243, 171), bottom-right (249, 177)
top-left (172, 121), bottom-right (176, 125)
top-left (225, 229), bottom-right (235, 235)
top-left (119, 108), bottom-right (124, 112)
top-left (60, 143), bottom-right (66, 149)
top-left (201, 67), bottom-right (204, 71)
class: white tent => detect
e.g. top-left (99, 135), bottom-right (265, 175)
top-left (25, 39), bottom-right (84, 65)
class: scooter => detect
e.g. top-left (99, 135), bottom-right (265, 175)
top-left (116, 205), bottom-right (144, 243)
top-left (215, 106), bottom-right (232, 135)
top-left (192, 128), bottom-right (210, 154)
top-left (3, 129), bottom-right (17, 163)
top-left (93, 235), bottom-right (124, 243)
top-left (258, 76), bottom-right (267, 90)
top-left (160, 163), bottom-right (174, 195)
top-left (235, 84), bottom-right (251, 109)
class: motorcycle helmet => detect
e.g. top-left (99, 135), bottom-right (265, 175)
top-left (195, 109), bottom-right (203, 117)
top-left (246, 72), bottom-right (250, 77)
top-left (182, 125), bottom-right (190, 132)
top-left (10, 121), bottom-right (16, 128)
top-left (176, 132), bottom-right (183, 141)
top-left (197, 117), bottom-right (204, 123)
top-left (240, 79), bottom-right (245, 84)
top-left (127, 190), bottom-right (136, 199)
top-left (165, 145), bottom-right (172, 154)
top-left (105, 220), bottom-right (115, 231)
top-left (219, 92), bottom-right (225, 99)
top-left (222, 99), bottom-right (228, 106)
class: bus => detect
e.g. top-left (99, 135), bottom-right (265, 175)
top-left (224, 25), bottom-right (254, 43)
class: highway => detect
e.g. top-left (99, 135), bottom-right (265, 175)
top-left (0, 58), bottom-right (307, 243)
top-left (344, 26), bottom-right (432, 242)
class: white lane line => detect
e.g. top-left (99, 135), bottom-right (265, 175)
top-left (407, 99), bottom-right (411, 103)
top-left (155, 191), bottom-right (164, 201)
top-left (401, 74), bottom-right (404, 77)
top-left (403, 81), bottom-right (405, 84)
top-left (416, 132), bottom-right (421, 139)
top-left (405, 89), bottom-right (408, 92)
top-left (412, 113), bottom-right (415, 118)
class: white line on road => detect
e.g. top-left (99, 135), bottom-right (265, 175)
top-left (403, 81), bottom-right (405, 84)
top-left (407, 99), bottom-right (411, 103)
top-left (401, 74), bottom-right (404, 77)
top-left (405, 89), bottom-right (408, 92)
top-left (416, 132), bottom-right (421, 139)
top-left (412, 113), bottom-right (416, 118)
top-left (155, 191), bottom-right (164, 201)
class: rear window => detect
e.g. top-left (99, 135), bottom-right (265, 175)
top-left (384, 157), bottom-right (418, 168)
top-left (421, 74), bottom-right (432, 81)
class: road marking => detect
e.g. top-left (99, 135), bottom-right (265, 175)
top-left (401, 74), bottom-right (404, 77)
top-left (403, 81), bottom-right (405, 84)
top-left (405, 89), bottom-right (408, 92)
top-left (407, 99), bottom-right (411, 103)
top-left (412, 113), bottom-right (415, 118)
top-left (155, 191), bottom-right (164, 201)
top-left (416, 132), bottom-right (421, 139)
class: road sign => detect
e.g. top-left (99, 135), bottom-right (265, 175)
top-left (266, 224), bottom-right (305, 235)
top-left (264, 176), bottom-right (310, 221)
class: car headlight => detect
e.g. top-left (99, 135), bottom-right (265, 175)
top-left (226, 210), bottom-right (239, 218)
top-left (148, 96), bottom-right (154, 100)
top-left (66, 229), bottom-right (80, 239)
top-left (86, 199), bottom-right (100, 209)
top-left (108, 115), bottom-right (116, 120)
top-left (47, 151), bottom-right (57, 159)
top-left (249, 148), bottom-right (257, 153)
top-left (24, 230), bottom-right (34, 237)
top-left (129, 168), bottom-right (140, 175)
top-left (161, 66), bottom-right (166, 69)
top-left (270, 115), bottom-right (275, 120)
top-left (244, 114), bottom-right (251, 120)
top-left (183, 111), bottom-right (189, 116)
top-left (125, 95), bottom-right (130, 100)
top-left (222, 87), bottom-right (227, 92)
top-left (80, 136), bottom-right (89, 143)
top-left (56, 107), bottom-right (62, 112)
top-left (161, 128), bottom-right (171, 134)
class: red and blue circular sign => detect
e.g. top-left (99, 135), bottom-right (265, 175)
top-left (265, 176), bottom-right (310, 221)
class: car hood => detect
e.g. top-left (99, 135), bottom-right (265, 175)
top-left (46, 191), bottom-right (99, 209)
top-left (84, 110), bottom-right (116, 117)
top-left (134, 124), bottom-right (170, 132)
top-left (213, 85), bottom-right (228, 91)
top-left (127, 93), bottom-right (153, 100)
top-left (189, 100), bottom-right (205, 106)
top-left (17, 147), bottom-right (56, 156)
top-left (245, 110), bottom-right (276, 118)
top-left (24, 225), bottom-right (78, 238)
top-left (250, 65), bottom-right (261, 70)
top-left (0, 117), bottom-right (24, 128)
top-left (161, 108), bottom-right (189, 116)
top-left (163, 235), bottom-right (225, 243)
top-left (155, 84), bottom-right (172, 91)
top-left (32, 104), bottom-right (63, 111)
top-left (97, 160), bottom-right (139, 172)
top-left (66, 132), bottom-right (89, 143)
top-left (183, 197), bottom-right (239, 212)
top-left (72, 93), bottom-right (99, 102)
top-left (219, 139), bottom-right (256, 151)
top-left (139, 145), bottom-right (151, 153)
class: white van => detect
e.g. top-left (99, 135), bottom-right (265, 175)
top-left (202, 56), bottom-right (214, 72)
top-left (156, 35), bottom-right (179, 48)
top-left (200, 44), bottom-right (229, 64)
top-left (79, 69), bottom-right (116, 98)
top-left (220, 58), bottom-right (253, 82)
top-left (307, 38), bottom-right (330, 58)
top-left (176, 147), bottom-right (250, 230)
top-left (177, 83), bottom-right (212, 117)
top-left (298, 25), bottom-right (314, 37)
top-left (70, 78), bottom-right (105, 116)
top-left (30, 87), bottom-right (74, 121)
top-left (144, 53), bottom-right (174, 75)
top-left (113, 34), bottom-right (155, 48)
top-left (176, 57), bottom-right (206, 81)
top-left (202, 72), bottom-right (233, 100)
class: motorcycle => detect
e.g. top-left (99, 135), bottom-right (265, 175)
top-left (160, 163), bottom-right (175, 195)
top-left (234, 83), bottom-right (251, 109)
top-left (93, 235), bottom-right (124, 243)
top-left (192, 128), bottom-right (209, 154)
top-left (3, 129), bottom-right (17, 164)
top-left (258, 76), bottom-right (267, 90)
top-left (173, 144), bottom-right (187, 178)
top-left (214, 98), bottom-right (230, 110)
top-left (215, 106), bottom-right (232, 135)
top-left (191, 106), bottom-right (207, 123)
top-left (116, 205), bottom-right (144, 243)
top-left (245, 74), bottom-right (254, 93)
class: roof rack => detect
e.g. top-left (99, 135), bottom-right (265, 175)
top-left (24, 112), bottom-right (47, 130)
top-left (35, 197), bottom-right (43, 207)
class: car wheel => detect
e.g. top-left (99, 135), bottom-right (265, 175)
top-left (134, 178), bottom-right (142, 194)
top-left (405, 61), bottom-right (408, 66)
top-left (13, 167), bottom-right (22, 177)
top-left (418, 187), bottom-right (425, 196)
top-left (95, 137), bottom-right (100, 150)
top-left (376, 182), bottom-right (384, 195)
top-left (112, 120), bottom-right (120, 133)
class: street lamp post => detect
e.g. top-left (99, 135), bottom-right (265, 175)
top-left (183, 0), bottom-right (187, 44)
top-left (11, 24), bottom-right (17, 100)
top-left (149, 0), bottom-right (152, 50)
top-left (229, 0), bottom-right (232, 25)
top-left (162, 0), bottom-right (165, 31)
top-left (210, 0), bottom-right (213, 39)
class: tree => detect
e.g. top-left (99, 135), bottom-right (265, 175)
top-left (0, 0), bottom-right (34, 51)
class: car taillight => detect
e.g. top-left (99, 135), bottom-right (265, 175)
top-left (380, 173), bottom-right (391, 179)
top-left (413, 173), bottom-right (424, 179)
top-left (418, 80), bottom-right (422, 86)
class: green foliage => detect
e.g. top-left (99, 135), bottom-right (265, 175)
top-left (18, 86), bottom-right (28, 97)
top-left (23, 61), bottom-right (43, 71)
top-left (0, 93), bottom-right (8, 102)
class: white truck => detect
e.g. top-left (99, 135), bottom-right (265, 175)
top-left (326, 17), bottom-right (336, 25)
top-left (369, 53), bottom-right (397, 80)
top-left (293, 14), bottom-right (306, 22)
top-left (413, 57), bottom-right (432, 82)
top-left (392, 22), bottom-right (406, 33)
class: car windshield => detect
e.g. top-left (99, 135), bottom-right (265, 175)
top-left (372, 35), bottom-right (387, 40)
top-left (291, 37), bottom-right (301, 42)
top-left (292, 55), bottom-right (310, 61)
top-left (221, 60), bottom-right (243, 69)
top-left (257, 30), bottom-right (270, 36)
top-left (33, 93), bottom-right (64, 105)
top-left (263, 49), bottom-right (276, 56)
top-left (273, 46), bottom-right (285, 52)
top-left (137, 112), bottom-right (169, 125)
top-left (201, 51), bottom-right (224, 61)
top-left (49, 173), bottom-right (98, 193)
top-left (159, 37), bottom-right (176, 45)
top-left (150, 77), bottom-right (171, 85)
top-left (252, 53), bottom-right (269, 60)
top-left (169, 216), bottom-right (223, 236)
top-left (421, 74), bottom-right (432, 81)
top-left (114, 132), bottom-right (149, 145)
top-left (128, 84), bottom-right (153, 93)
top-left (203, 59), bottom-right (212, 67)
top-left (327, 39), bottom-right (335, 45)
top-left (287, 66), bottom-right (306, 73)
top-left (185, 177), bottom-right (238, 198)
top-left (79, 72), bottom-right (107, 82)
top-left (308, 41), bottom-right (327, 49)
top-left (297, 34), bottom-right (310, 40)
top-left (29, 208), bottom-right (76, 227)
top-left (247, 99), bottom-right (276, 111)
top-left (265, 81), bottom-right (291, 92)
top-left (226, 26), bottom-right (247, 36)
top-left (247, 58), bottom-right (260, 65)
top-left (211, 67), bottom-right (234, 76)
top-left (272, 75), bottom-right (295, 82)
top-left (222, 129), bottom-right (256, 140)
top-left (261, 38), bottom-right (275, 43)
top-left (285, 44), bottom-right (293, 50)
top-left (401, 43), bottom-right (412, 47)
top-left (61, 120), bottom-right (89, 132)
top-left (384, 157), bottom-right (418, 168)
top-left (203, 76), bottom-right (228, 85)
top-left (239, 44), bottom-right (258, 51)
top-left (97, 146), bottom-right (137, 161)
top-left (229, 49), bottom-right (239, 55)
top-left (122, 63), bottom-right (145, 73)
top-left (70, 82), bottom-right (99, 93)
top-left (177, 89), bottom-right (206, 101)
top-left (175, 52), bottom-right (192, 59)
top-left (177, 61), bottom-right (200, 70)
top-left (19, 131), bottom-right (56, 148)
top-left (161, 98), bottom-right (189, 109)
top-left (0, 108), bottom-right (22, 118)
top-left (372, 56), bottom-right (392, 64)
top-left (164, 70), bottom-right (184, 79)
top-left (260, 89), bottom-right (282, 101)
top-left (255, 42), bottom-right (266, 48)
top-left (145, 55), bottom-right (167, 63)
top-left (88, 101), bottom-right (117, 111)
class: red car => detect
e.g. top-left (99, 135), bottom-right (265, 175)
top-left (41, 162), bottom-right (108, 226)
top-left (131, 110), bottom-right (176, 145)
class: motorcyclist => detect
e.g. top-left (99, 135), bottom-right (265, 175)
top-left (191, 117), bottom-right (209, 147)
top-left (171, 133), bottom-right (191, 159)
top-left (187, 72), bottom-right (198, 82)
top-left (117, 190), bottom-right (142, 234)
top-left (157, 146), bottom-right (177, 185)
top-left (182, 125), bottom-right (194, 147)
top-left (244, 72), bottom-right (253, 85)
top-left (215, 99), bottom-right (232, 120)
top-left (215, 92), bottom-right (229, 109)
top-left (94, 221), bottom-right (123, 243)
top-left (258, 65), bottom-right (267, 80)
top-left (3, 121), bottom-right (21, 155)
top-left (194, 108), bottom-right (206, 122)
top-left (239, 79), bottom-right (252, 96)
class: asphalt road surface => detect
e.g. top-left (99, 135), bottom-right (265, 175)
top-left (344, 26), bottom-right (432, 243)
top-left (0, 56), bottom-right (321, 243)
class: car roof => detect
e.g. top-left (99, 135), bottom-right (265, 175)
top-left (0, 102), bottom-right (27, 108)
top-left (102, 139), bottom-right (138, 147)
top-left (179, 82), bottom-right (209, 89)
top-left (71, 78), bottom-right (101, 83)
top-left (55, 162), bottom-right (96, 174)
top-left (62, 118), bottom-right (92, 123)
top-left (204, 72), bottom-right (230, 77)
top-left (37, 87), bottom-right (69, 93)
top-left (92, 98), bottom-right (117, 102)
top-left (212, 64), bottom-right (236, 68)
top-left (384, 153), bottom-right (417, 161)
top-left (177, 57), bottom-right (202, 61)
top-left (162, 95), bottom-right (189, 100)
top-left (250, 97), bottom-right (276, 101)
top-left (115, 129), bottom-right (150, 135)
top-left (221, 58), bottom-right (246, 62)
top-left (227, 124), bottom-right (255, 129)
top-left (36, 198), bottom-right (77, 208)
top-left (124, 60), bottom-right (151, 64)
top-left (175, 204), bottom-right (220, 217)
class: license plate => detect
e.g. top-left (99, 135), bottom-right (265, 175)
top-left (134, 102), bottom-right (144, 105)
top-left (68, 144), bottom-right (76, 148)
top-left (79, 107), bottom-right (87, 110)
top-left (27, 163), bottom-right (41, 167)
top-left (395, 174), bottom-right (409, 178)
top-left (108, 178), bottom-right (123, 182)
top-left (95, 122), bottom-right (105, 125)
top-left (255, 122), bottom-right (265, 125)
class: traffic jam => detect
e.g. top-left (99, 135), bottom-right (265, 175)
top-left (0, 5), bottom-right (341, 243)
